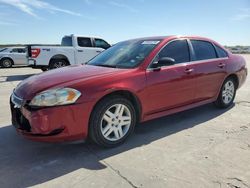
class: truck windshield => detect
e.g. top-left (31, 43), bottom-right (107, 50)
top-left (88, 39), bottom-right (161, 68)
top-left (61, 37), bottom-right (73, 46)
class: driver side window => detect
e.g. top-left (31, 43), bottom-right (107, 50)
top-left (154, 39), bottom-right (190, 65)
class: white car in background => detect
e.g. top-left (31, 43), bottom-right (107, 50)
top-left (0, 47), bottom-right (27, 68)
top-left (27, 35), bottom-right (111, 71)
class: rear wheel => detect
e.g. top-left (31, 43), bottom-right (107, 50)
top-left (214, 77), bottom-right (236, 108)
top-left (1, 58), bottom-right (13, 68)
top-left (89, 96), bottom-right (136, 147)
top-left (41, 67), bottom-right (48, 71)
top-left (49, 59), bottom-right (68, 70)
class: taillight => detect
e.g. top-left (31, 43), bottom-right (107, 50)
top-left (31, 48), bottom-right (40, 58)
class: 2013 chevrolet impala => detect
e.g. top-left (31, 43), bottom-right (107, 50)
top-left (10, 36), bottom-right (247, 147)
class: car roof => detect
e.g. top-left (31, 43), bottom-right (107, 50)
top-left (126, 35), bottom-right (215, 42)
top-left (125, 36), bottom-right (172, 41)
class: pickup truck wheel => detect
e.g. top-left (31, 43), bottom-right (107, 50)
top-left (49, 59), bottom-right (68, 70)
top-left (41, 67), bottom-right (48, 71)
top-left (1, 58), bottom-right (13, 68)
top-left (89, 96), bottom-right (136, 147)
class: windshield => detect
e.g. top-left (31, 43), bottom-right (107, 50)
top-left (0, 48), bottom-right (7, 52)
top-left (61, 36), bottom-right (73, 46)
top-left (87, 39), bottom-right (161, 68)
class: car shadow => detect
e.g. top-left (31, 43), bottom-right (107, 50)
top-left (0, 74), bottom-right (35, 83)
top-left (0, 103), bottom-right (234, 187)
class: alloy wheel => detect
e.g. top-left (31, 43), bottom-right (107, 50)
top-left (100, 104), bottom-right (132, 141)
top-left (222, 80), bottom-right (235, 104)
top-left (53, 61), bottom-right (66, 68)
top-left (3, 59), bottom-right (12, 68)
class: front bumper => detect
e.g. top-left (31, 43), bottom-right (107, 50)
top-left (10, 95), bottom-right (93, 142)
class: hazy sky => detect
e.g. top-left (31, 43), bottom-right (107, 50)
top-left (0, 0), bottom-right (249, 45)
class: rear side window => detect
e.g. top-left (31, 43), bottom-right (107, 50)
top-left (11, 48), bottom-right (19, 53)
top-left (157, 39), bottom-right (190, 64)
top-left (191, 40), bottom-right (217, 60)
top-left (214, 45), bottom-right (228, 58)
top-left (95, 39), bottom-right (110, 49)
top-left (77, 37), bottom-right (92, 47)
top-left (61, 36), bottom-right (73, 46)
top-left (12, 48), bottom-right (26, 53)
top-left (18, 48), bottom-right (25, 53)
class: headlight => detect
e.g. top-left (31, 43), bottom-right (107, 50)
top-left (29, 88), bottom-right (81, 107)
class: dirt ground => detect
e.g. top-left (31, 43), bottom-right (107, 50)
top-left (0, 55), bottom-right (249, 188)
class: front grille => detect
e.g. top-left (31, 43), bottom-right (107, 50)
top-left (10, 94), bottom-right (31, 132)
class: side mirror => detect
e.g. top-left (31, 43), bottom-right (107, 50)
top-left (152, 57), bottom-right (175, 69)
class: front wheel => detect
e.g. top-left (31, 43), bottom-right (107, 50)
top-left (214, 77), bottom-right (236, 108)
top-left (1, 58), bottom-right (13, 68)
top-left (89, 96), bottom-right (136, 147)
top-left (41, 67), bottom-right (48, 71)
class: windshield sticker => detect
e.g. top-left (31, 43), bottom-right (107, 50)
top-left (142, 41), bottom-right (160, 45)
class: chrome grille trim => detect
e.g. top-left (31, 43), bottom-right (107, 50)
top-left (11, 93), bottom-right (23, 108)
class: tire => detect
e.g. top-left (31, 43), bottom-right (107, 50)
top-left (214, 77), bottom-right (237, 108)
top-left (0, 58), bottom-right (13, 68)
top-left (89, 96), bottom-right (136, 147)
top-left (41, 67), bottom-right (48, 71)
top-left (49, 59), bottom-right (68, 70)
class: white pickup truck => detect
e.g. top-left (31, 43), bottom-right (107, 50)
top-left (27, 35), bottom-right (111, 71)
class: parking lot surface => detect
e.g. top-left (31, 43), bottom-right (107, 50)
top-left (0, 56), bottom-right (250, 188)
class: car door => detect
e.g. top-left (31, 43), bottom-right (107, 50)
top-left (145, 39), bottom-right (196, 114)
top-left (10, 48), bottom-right (26, 65)
top-left (75, 37), bottom-right (103, 64)
top-left (189, 40), bottom-right (228, 101)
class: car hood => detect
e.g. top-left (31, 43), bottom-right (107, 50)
top-left (14, 65), bottom-right (127, 100)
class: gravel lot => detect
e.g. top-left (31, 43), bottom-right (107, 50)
top-left (0, 55), bottom-right (249, 188)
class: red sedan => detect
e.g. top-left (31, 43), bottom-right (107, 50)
top-left (10, 36), bottom-right (247, 147)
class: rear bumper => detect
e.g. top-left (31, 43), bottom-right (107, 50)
top-left (10, 99), bottom-right (93, 142)
top-left (28, 58), bottom-right (36, 66)
top-left (28, 58), bottom-right (47, 69)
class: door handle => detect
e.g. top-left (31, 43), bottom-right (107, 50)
top-left (96, 51), bottom-right (102, 53)
top-left (217, 63), bottom-right (225, 68)
top-left (78, 50), bottom-right (83, 52)
top-left (184, 68), bottom-right (194, 74)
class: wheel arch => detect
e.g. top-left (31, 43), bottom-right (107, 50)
top-left (0, 57), bottom-right (14, 65)
top-left (226, 74), bottom-right (239, 89)
top-left (214, 73), bottom-right (239, 108)
top-left (215, 73), bottom-right (239, 101)
top-left (91, 89), bottom-right (143, 124)
top-left (49, 54), bottom-right (70, 65)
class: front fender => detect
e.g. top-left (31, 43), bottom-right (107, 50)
top-left (0, 55), bottom-right (11, 61)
